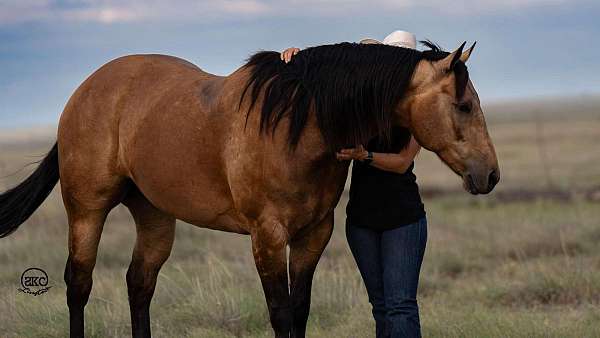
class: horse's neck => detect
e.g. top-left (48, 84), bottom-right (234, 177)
top-left (222, 66), bottom-right (349, 188)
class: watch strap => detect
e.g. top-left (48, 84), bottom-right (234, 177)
top-left (363, 151), bottom-right (374, 165)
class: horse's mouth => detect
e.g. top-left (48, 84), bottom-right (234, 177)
top-left (462, 174), bottom-right (479, 195)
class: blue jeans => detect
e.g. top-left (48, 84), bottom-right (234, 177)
top-left (346, 217), bottom-right (427, 338)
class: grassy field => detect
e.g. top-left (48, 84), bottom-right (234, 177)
top-left (0, 96), bottom-right (599, 337)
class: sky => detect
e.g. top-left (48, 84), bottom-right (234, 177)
top-left (1, 0), bottom-right (599, 128)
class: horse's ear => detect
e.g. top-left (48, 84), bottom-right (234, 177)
top-left (437, 41), bottom-right (467, 72)
top-left (460, 41), bottom-right (476, 63)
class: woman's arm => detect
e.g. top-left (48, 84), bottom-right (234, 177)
top-left (336, 137), bottom-right (421, 174)
top-left (282, 46), bottom-right (421, 173)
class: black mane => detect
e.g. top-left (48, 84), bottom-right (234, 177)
top-left (241, 41), bottom-right (468, 151)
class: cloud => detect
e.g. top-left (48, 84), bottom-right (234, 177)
top-left (0, 0), bottom-right (273, 24)
top-left (61, 7), bottom-right (141, 23)
top-left (0, 0), bottom-right (51, 24)
top-left (0, 0), bottom-right (582, 25)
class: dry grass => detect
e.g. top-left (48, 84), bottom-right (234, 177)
top-left (0, 98), bottom-right (599, 337)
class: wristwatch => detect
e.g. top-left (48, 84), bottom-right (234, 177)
top-left (363, 151), bottom-right (374, 165)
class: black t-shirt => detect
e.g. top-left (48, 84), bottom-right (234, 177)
top-left (346, 128), bottom-right (426, 231)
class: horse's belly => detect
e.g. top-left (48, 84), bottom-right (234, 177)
top-left (119, 103), bottom-right (250, 233)
top-left (127, 154), bottom-right (249, 233)
top-left (135, 171), bottom-right (251, 234)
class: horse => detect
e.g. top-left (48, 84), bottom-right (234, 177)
top-left (0, 40), bottom-right (499, 338)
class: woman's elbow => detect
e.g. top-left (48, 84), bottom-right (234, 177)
top-left (393, 161), bottom-right (411, 174)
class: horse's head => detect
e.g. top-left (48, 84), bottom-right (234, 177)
top-left (400, 42), bottom-right (499, 194)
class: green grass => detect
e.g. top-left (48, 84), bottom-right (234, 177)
top-left (0, 103), bottom-right (599, 337)
top-left (3, 198), bottom-right (599, 337)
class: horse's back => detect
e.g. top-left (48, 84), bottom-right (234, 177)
top-left (58, 53), bottom-right (219, 139)
top-left (58, 53), bottom-right (221, 171)
top-left (57, 54), bottom-right (242, 228)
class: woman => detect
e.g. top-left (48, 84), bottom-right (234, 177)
top-left (281, 31), bottom-right (427, 338)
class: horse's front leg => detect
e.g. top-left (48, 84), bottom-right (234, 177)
top-left (289, 212), bottom-right (334, 338)
top-left (251, 220), bottom-right (292, 338)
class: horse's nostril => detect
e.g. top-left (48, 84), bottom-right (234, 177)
top-left (488, 169), bottom-right (500, 188)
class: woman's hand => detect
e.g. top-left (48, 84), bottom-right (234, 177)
top-left (281, 47), bottom-right (300, 63)
top-left (336, 145), bottom-right (368, 161)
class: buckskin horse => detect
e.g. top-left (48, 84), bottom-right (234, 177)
top-left (0, 40), bottom-right (499, 337)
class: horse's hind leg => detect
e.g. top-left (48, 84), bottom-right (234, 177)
top-left (123, 188), bottom-right (175, 338)
top-left (62, 179), bottom-right (127, 338)
top-left (64, 209), bottom-right (110, 338)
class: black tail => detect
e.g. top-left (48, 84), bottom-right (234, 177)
top-left (0, 143), bottom-right (59, 237)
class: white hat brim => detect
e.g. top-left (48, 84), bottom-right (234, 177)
top-left (359, 38), bottom-right (383, 45)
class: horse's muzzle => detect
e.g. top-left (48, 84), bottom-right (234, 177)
top-left (463, 167), bottom-right (500, 195)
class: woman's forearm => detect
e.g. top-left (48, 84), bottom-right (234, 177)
top-left (362, 137), bottom-right (421, 174)
top-left (369, 152), bottom-right (413, 174)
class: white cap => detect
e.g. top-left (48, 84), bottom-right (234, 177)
top-left (382, 30), bottom-right (417, 49)
top-left (360, 30), bottom-right (417, 50)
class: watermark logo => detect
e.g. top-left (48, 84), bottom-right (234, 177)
top-left (18, 268), bottom-right (51, 296)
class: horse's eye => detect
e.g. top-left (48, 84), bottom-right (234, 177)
top-left (456, 102), bottom-right (472, 114)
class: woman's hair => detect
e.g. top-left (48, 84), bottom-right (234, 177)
top-left (241, 41), bottom-right (467, 151)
